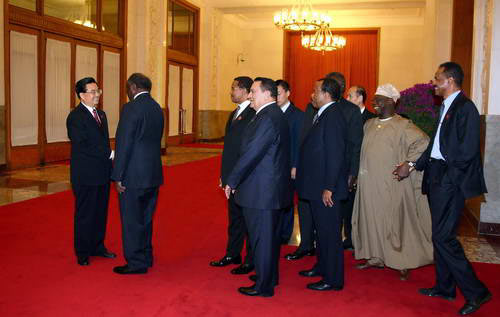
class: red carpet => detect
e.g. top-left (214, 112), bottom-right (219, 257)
top-left (1, 156), bottom-right (498, 317)
top-left (178, 143), bottom-right (223, 149)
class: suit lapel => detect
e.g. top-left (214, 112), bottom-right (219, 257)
top-left (303, 104), bottom-right (333, 144)
top-left (439, 91), bottom-right (463, 146)
top-left (230, 105), bottom-right (253, 128)
top-left (79, 103), bottom-right (105, 134)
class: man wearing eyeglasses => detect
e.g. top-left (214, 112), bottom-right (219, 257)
top-left (66, 77), bottom-right (116, 267)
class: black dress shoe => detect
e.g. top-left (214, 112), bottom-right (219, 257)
top-left (231, 263), bottom-right (254, 275)
top-left (299, 268), bottom-right (320, 277)
top-left (307, 280), bottom-right (343, 291)
top-left (113, 265), bottom-right (147, 274)
top-left (249, 274), bottom-right (257, 282)
top-left (285, 248), bottom-right (315, 260)
top-left (343, 244), bottom-right (354, 251)
top-left (77, 257), bottom-right (89, 266)
top-left (209, 255), bottom-right (242, 267)
top-left (458, 291), bottom-right (492, 315)
top-left (92, 251), bottom-right (116, 258)
top-left (238, 285), bottom-right (273, 297)
top-left (418, 287), bottom-right (455, 301)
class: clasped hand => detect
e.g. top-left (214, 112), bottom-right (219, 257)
top-left (224, 185), bottom-right (235, 199)
top-left (392, 162), bottom-right (411, 181)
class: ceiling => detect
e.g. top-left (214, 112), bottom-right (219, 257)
top-left (209, 0), bottom-right (425, 11)
top-left (209, 0), bottom-right (426, 28)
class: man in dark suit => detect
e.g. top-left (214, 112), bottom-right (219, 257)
top-left (296, 78), bottom-right (348, 291)
top-left (394, 62), bottom-right (491, 315)
top-left (210, 76), bottom-right (256, 275)
top-left (112, 73), bottom-right (164, 275)
top-left (326, 73), bottom-right (363, 251)
top-left (284, 101), bottom-right (317, 260)
top-left (347, 85), bottom-right (377, 125)
top-left (275, 79), bottom-right (304, 244)
top-left (225, 77), bottom-right (292, 297)
top-left (343, 85), bottom-right (376, 250)
top-left (67, 77), bottom-right (116, 266)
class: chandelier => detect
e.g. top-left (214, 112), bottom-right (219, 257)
top-left (301, 23), bottom-right (347, 53)
top-left (274, 0), bottom-right (330, 32)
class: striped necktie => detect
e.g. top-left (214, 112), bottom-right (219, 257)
top-left (92, 108), bottom-right (102, 126)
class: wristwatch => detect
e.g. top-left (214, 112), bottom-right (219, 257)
top-left (407, 161), bottom-right (416, 172)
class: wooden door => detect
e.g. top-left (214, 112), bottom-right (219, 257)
top-left (167, 62), bottom-right (195, 144)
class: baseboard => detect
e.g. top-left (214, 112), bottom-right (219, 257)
top-left (198, 137), bottom-right (224, 143)
top-left (478, 222), bottom-right (500, 236)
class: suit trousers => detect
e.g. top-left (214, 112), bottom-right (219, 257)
top-left (427, 160), bottom-right (488, 300)
top-left (119, 187), bottom-right (159, 269)
top-left (297, 199), bottom-right (315, 252)
top-left (72, 183), bottom-right (110, 258)
top-left (309, 199), bottom-right (344, 287)
top-left (242, 207), bottom-right (282, 296)
top-left (278, 205), bottom-right (294, 243)
top-left (226, 194), bottom-right (253, 265)
top-left (340, 190), bottom-right (356, 247)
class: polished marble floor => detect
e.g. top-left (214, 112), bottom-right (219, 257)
top-left (1, 144), bottom-right (499, 265)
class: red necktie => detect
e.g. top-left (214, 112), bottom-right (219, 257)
top-left (92, 108), bottom-right (102, 126)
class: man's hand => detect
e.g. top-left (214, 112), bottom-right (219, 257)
top-left (116, 181), bottom-right (126, 194)
top-left (322, 189), bottom-right (334, 207)
top-left (348, 175), bottom-right (357, 192)
top-left (224, 185), bottom-right (235, 199)
top-left (393, 162), bottom-right (411, 181)
top-left (291, 167), bottom-right (297, 180)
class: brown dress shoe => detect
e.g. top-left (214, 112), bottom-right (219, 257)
top-left (399, 269), bottom-right (410, 281)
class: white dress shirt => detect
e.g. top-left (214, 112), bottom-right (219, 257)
top-left (256, 101), bottom-right (275, 115)
top-left (430, 90), bottom-right (461, 160)
top-left (134, 91), bottom-right (149, 99)
top-left (280, 101), bottom-right (291, 113)
top-left (317, 101), bottom-right (335, 118)
top-left (235, 100), bottom-right (251, 118)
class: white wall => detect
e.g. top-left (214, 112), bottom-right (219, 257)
top-left (212, 3), bottom-right (453, 111)
top-left (488, 0), bottom-right (500, 115)
top-left (126, 1), bottom-right (453, 113)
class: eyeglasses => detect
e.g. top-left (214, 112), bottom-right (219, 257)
top-left (86, 89), bottom-right (103, 95)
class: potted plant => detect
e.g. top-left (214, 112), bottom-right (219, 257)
top-left (397, 83), bottom-right (442, 136)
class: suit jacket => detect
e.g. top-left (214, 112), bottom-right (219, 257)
top-left (361, 108), bottom-right (377, 125)
top-left (296, 103), bottom-right (348, 201)
top-left (227, 103), bottom-right (292, 210)
top-left (337, 98), bottom-right (363, 178)
top-left (299, 102), bottom-right (316, 146)
top-left (67, 103), bottom-right (112, 186)
top-left (416, 92), bottom-right (487, 199)
top-left (283, 102), bottom-right (304, 168)
top-left (220, 105), bottom-right (256, 186)
top-left (111, 93), bottom-right (164, 189)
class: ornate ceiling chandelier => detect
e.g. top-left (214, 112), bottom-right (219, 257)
top-left (274, 0), bottom-right (330, 32)
top-left (301, 23), bottom-right (347, 53)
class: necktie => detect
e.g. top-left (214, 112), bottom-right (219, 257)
top-left (439, 103), bottom-right (446, 121)
top-left (232, 106), bottom-right (241, 122)
top-left (92, 108), bottom-right (102, 126)
top-left (312, 113), bottom-right (319, 125)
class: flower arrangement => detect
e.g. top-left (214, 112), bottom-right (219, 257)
top-left (396, 83), bottom-right (442, 136)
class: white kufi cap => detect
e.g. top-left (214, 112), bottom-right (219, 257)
top-left (375, 83), bottom-right (400, 102)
